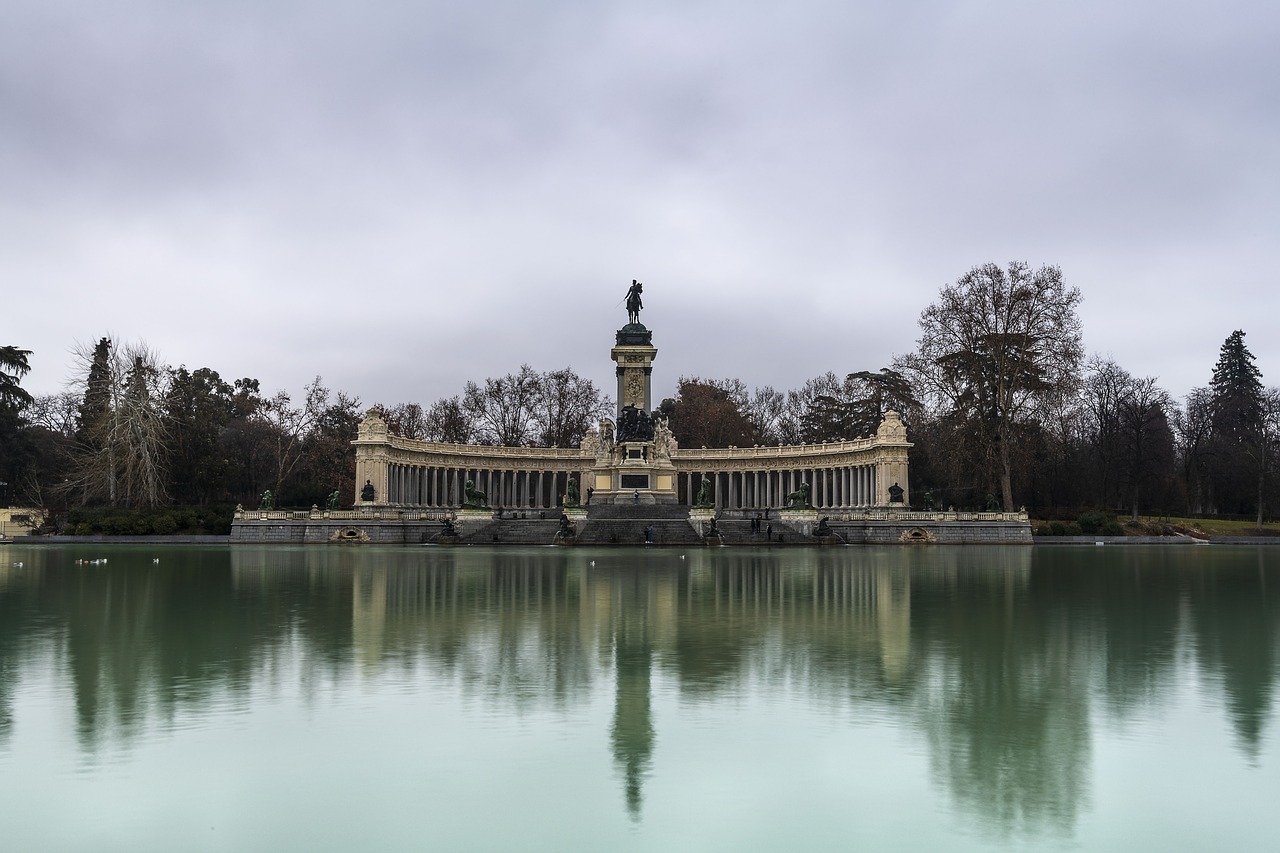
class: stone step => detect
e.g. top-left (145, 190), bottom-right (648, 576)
top-left (458, 519), bottom-right (564, 545)
top-left (710, 518), bottom-right (820, 545)
top-left (585, 503), bottom-right (693, 520)
top-left (576, 518), bottom-right (701, 546)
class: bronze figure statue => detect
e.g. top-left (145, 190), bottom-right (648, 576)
top-left (625, 279), bottom-right (644, 325)
top-left (784, 482), bottom-right (810, 509)
top-left (463, 479), bottom-right (488, 509)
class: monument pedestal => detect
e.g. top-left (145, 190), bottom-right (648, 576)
top-left (582, 320), bottom-right (679, 506)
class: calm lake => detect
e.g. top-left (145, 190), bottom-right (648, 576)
top-left (2, 543), bottom-right (1278, 851)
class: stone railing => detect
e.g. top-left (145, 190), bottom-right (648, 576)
top-left (233, 507), bottom-right (454, 522)
top-left (376, 435), bottom-right (591, 459)
top-left (673, 438), bottom-right (879, 462)
top-left (817, 508), bottom-right (1031, 523)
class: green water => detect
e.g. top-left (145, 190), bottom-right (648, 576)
top-left (2, 544), bottom-right (1278, 851)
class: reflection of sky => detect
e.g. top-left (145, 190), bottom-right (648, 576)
top-left (2, 545), bottom-right (1279, 851)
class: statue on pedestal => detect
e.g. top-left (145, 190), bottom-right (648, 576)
top-left (463, 479), bottom-right (488, 509)
top-left (617, 405), bottom-right (654, 442)
top-left (784, 482), bottom-right (810, 509)
top-left (625, 279), bottom-right (644, 325)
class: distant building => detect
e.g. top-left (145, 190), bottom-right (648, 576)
top-left (0, 507), bottom-right (45, 539)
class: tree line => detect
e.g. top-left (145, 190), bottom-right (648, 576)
top-left (0, 342), bottom-right (615, 527)
top-left (655, 263), bottom-right (1278, 526)
top-left (3, 261), bottom-right (1278, 528)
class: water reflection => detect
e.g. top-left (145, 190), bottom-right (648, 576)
top-left (2, 544), bottom-right (1279, 840)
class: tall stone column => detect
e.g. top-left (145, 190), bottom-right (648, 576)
top-left (611, 326), bottom-right (657, 418)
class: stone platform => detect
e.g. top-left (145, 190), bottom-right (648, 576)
top-left (231, 506), bottom-right (1032, 545)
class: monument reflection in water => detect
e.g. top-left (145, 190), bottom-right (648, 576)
top-left (2, 545), bottom-right (1279, 851)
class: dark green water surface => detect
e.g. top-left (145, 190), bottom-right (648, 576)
top-left (2, 544), bottom-right (1279, 851)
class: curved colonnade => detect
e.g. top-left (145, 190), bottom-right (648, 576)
top-left (355, 418), bottom-right (911, 512)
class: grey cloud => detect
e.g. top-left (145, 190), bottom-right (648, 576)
top-left (3, 0), bottom-right (1278, 406)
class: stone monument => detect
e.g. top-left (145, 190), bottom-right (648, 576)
top-left (584, 280), bottom-right (678, 504)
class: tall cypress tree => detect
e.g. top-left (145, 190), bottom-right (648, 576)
top-left (75, 337), bottom-right (113, 448)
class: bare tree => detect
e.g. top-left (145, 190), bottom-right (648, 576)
top-left (64, 339), bottom-right (171, 508)
top-left (781, 372), bottom-right (844, 443)
top-left (463, 364), bottom-right (541, 446)
top-left (745, 386), bottom-right (786, 445)
top-left (531, 368), bottom-right (610, 447)
top-left (382, 402), bottom-right (430, 439)
top-left (1172, 388), bottom-right (1215, 515)
top-left (1082, 357), bottom-right (1132, 508)
top-left (26, 392), bottom-right (80, 438)
top-left (424, 396), bottom-right (473, 443)
top-left (1116, 375), bottom-right (1175, 521)
top-left (1257, 388), bottom-right (1280, 529)
top-left (258, 376), bottom-right (331, 500)
top-left (895, 262), bottom-right (1083, 510)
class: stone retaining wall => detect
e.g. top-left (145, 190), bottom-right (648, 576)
top-left (831, 519), bottom-right (1033, 544)
top-left (231, 507), bottom-right (1034, 545)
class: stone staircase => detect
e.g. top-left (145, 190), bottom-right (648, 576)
top-left (708, 517), bottom-right (822, 545)
top-left (577, 503), bottom-right (702, 546)
top-left (456, 518), bottom-right (564, 545)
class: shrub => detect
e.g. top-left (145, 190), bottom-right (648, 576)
top-left (1078, 510), bottom-right (1123, 536)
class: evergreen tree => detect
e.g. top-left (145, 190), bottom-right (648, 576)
top-left (75, 338), bottom-right (112, 447)
top-left (1206, 330), bottom-right (1269, 520)
top-left (0, 345), bottom-right (33, 409)
top-left (1209, 330), bottom-right (1264, 441)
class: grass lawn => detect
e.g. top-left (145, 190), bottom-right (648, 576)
top-left (1128, 515), bottom-right (1280, 538)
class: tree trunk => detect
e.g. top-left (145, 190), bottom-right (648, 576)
top-left (1258, 466), bottom-right (1265, 532)
top-left (999, 427), bottom-right (1013, 511)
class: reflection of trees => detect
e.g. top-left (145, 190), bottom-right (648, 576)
top-left (1185, 547), bottom-right (1280, 758)
top-left (0, 562), bottom-right (39, 748)
top-left (3, 543), bottom-right (1279, 839)
top-left (11, 547), bottom-right (303, 750)
top-left (233, 547), bottom-right (596, 711)
top-left (912, 548), bottom-right (1089, 838)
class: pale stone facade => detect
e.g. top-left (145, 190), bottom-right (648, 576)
top-left (352, 406), bottom-right (912, 511)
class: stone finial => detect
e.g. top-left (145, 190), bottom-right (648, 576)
top-left (876, 410), bottom-right (907, 441)
top-left (358, 407), bottom-right (389, 440)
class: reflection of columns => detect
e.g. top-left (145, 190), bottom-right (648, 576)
top-left (611, 611), bottom-right (654, 819)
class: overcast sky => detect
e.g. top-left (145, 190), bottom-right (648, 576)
top-left (4, 0), bottom-right (1278, 410)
